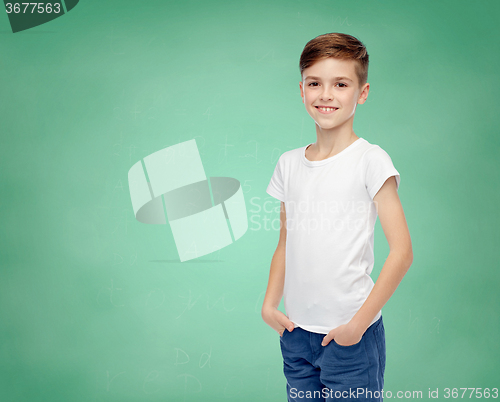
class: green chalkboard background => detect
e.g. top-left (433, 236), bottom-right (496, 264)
top-left (1, 0), bottom-right (499, 400)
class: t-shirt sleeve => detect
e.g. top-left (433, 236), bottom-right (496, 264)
top-left (364, 146), bottom-right (400, 199)
top-left (266, 156), bottom-right (285, 202)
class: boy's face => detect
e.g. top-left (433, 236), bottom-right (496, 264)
top-left (299, 57), bottom-right (369, 132)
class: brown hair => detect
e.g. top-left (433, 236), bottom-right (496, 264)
top-left (299, 33), bottom-right (369, 89)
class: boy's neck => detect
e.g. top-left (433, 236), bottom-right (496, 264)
top-left (306, 128), bottom-right (360, 162)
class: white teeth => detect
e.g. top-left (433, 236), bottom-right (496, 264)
top-left (318, 107), bottom-right (337, 111)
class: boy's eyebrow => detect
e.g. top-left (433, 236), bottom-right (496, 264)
top-left (303, 75), bottom-right (353, 82)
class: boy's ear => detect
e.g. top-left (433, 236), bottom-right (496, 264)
top-left (299, 81), bottom-right (305, 103)
top-left (357, 83), bottom-right (370, 105)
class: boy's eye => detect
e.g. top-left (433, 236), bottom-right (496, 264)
top-left (307, 82), bottom-right (347, 87)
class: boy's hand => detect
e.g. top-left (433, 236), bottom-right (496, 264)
top-left (261, 305), bottom-right (295, 337)
top-left (321, 322), bottom-right (363, 347)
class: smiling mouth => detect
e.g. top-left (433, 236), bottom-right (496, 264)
top-left (315, 106), bottom-right (338, 112)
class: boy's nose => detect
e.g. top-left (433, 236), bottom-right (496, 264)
top-left (320, 89), bottom-right (333, 101)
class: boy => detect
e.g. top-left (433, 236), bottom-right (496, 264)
top-left (262, 33), bottom-right (413, 401)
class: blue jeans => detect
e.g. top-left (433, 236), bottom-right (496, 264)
top-left (280, 315), bottom-right (386, 401)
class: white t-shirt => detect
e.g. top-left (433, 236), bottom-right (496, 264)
top-left (266, 137), bottom-right (400, 334)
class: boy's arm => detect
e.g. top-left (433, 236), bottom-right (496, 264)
top-left (261, 201), bottom-right (295, 336)
top-left (322, 176), bottom-right (413, 346)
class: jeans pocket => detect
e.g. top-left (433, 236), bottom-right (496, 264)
top-left (280, 327), bottom-right (290, 342)
top-left (321, 338), bottom-right (370, 389)
top-left (331, 337), bottom-right (362, 348)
